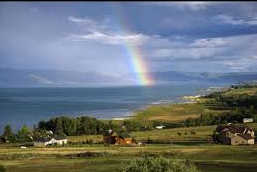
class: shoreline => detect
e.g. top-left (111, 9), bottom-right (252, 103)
top-left (0, 85), bottom-right (229, 130)
top-left (109, 85), bottom-right (229, 121)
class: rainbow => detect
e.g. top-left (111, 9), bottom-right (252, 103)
top-left (125, 43), bottom-right (154, 86)
top-left (111, 3), bottom-right (154, 86)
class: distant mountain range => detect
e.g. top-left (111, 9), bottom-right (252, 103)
top-left (151, 71), bottom-right (257, 85)
top-left (0, 67), bottom-right (257, 87)
top-left (0, 68), bottom-right (135, 87)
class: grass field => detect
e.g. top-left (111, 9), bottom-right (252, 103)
top-left (1, 124), bottom-right (257, 172)
top-left (134, 103), bottom-right (214, 122)
top-left (66, 123), bottom-right (257, 143)
top-left (223, 87), bottom-right (257, 96)
top-left (1, 143), bottom-right (257, 172)
top-left (132, 86), bottom-right (257, 123)
top-left (132, 98), bottom-right (232, 123)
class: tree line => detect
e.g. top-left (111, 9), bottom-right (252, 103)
top-left (1, 116), bottom-right (157, 143)
top-left (184, 107), bottom-right (256, 127)
top-left (0, 124), bottom-right (32, 143)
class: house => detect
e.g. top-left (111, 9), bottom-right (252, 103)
top-left (34, 136), bottom-right (68, 147)
top-left (103, 130), bottom-right (117, 144)
top-left (115, 133), bottom-right (134, 145)
top-left (103, 130), bottom-right (135, 145)
top-left (214, 124), bottom-right (255, 146)
top-left (231, 133), bottom-right (254, 145)
top-left (243, 118), bottom-right (253, 123)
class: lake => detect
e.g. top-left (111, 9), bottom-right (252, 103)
top-left (0, 82), bottom-right (231, 131)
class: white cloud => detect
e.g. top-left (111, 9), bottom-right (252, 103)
top-left (67, 16), bottom-right (151, 45)
top-left (174, 2), bottom-right (216, 10)
top-left (222, 61), bottom-right (248, 72)
top-left (143, 2), bottom-right (225, 11)
top-left (66, 15), bottom-right (257, 73)
top-left (149, 37), bottom-right (230, 59)
top-left (67, 16), bottom-right (184, 47)
top-left (228, 66), bottom-right (248, 71)
top-left (212, 15), bottom-right (257, 25)
top-left (190, 38), bottom-right (228, 48)
top-left (67, 32), bottom-right (147, 45)
top-left (68, 16), bottom-right (110, 32)
top-left (151, 47), bottom-right (221, 60)
top-left (148, 34), bottom-right (257, 63)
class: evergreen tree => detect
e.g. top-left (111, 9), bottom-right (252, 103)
top-left (3, 125), bottom-right (13, 136)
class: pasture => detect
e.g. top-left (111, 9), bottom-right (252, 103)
top-left (1, 124), bottom-right (257, 172)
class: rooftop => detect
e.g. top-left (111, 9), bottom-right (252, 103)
top-left (237, 133), bottom-right (254, 140)
top-left (216, 124), bottom-right (251, 134)
top-left (34, 135), bottom-right (67, 142)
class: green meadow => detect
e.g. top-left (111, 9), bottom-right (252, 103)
top-left (1, 124), bottom-right (257, 172)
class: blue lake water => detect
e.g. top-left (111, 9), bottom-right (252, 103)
top-left (0, 82), bottom-right (230, 131)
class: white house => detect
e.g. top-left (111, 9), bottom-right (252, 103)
top-left (34, 136), bottom-right (68, 147)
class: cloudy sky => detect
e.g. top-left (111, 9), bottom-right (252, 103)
top-left (0, 2), bottom-right (257, 76)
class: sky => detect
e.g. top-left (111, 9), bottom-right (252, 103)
top-left (0, 2), bottom-right (257, 78)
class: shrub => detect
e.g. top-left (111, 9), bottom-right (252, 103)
top-left (120, 156), bottom-right (170, 172)
top-left (0, 165), bottom-right (5, 172)
top-left (63, 152), bottom-right (110, 159)
top-left (190, 131), bottom-right (196, 135)
top-left (119, 156), bottom-right (201, 172)
top-left (147, 137), bottom-right (153, 144)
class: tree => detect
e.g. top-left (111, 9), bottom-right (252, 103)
top-left (37, 116), bottom-right (107, 136)
top-left (17, 125), bottom-right (32, 142)
top-left (38, 120), bottom-right (47, 130)
top-left (61, 117), bottom-right (77, 136)
top-left (2, 125), bottom-right (17, 143)
top-left (54, 118), bottom-right (64, 135)
top-left (3, 125), bottom-right (13, 136)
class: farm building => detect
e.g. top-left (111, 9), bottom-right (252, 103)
top-left (115, 133), bottom-right (135, 145)
top-left (103, 130), bottom-right (117, 144)
top-left (214, 124), bottom-right (255, 146)
top-left (103, 130), bottom-right (136, 145)
top-left (34, 136), bottom-right (68, 147)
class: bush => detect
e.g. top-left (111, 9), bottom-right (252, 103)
top-left (63, 152), bottom-right (110, 159)
top-left (190, 131), bottom-right (196, 135)
top-left (147, 137), bottom-right (153, 144)
top-left (119, 156), bottom-right (201, 172)
top-left (0, 165), bottom-right (5, 172)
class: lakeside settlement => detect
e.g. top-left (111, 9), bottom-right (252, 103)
top-left (1, 84), bottom-right (257, 172)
